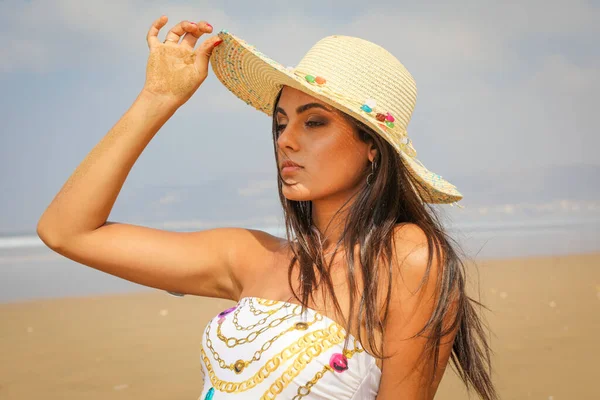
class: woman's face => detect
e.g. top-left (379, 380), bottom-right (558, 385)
top-left (275, 86), bottom-right (376, 202)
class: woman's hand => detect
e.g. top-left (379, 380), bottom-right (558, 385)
top-left (142, 15), bottom-right (223, 109)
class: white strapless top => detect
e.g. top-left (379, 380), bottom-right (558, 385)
top-left (198, 296), bottom-right (381, 399)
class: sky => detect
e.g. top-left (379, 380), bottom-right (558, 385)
top-left (0, 0), bottom-right (599, 234)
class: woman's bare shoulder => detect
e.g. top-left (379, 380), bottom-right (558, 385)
top-left (229, 228), bottom-right (291, 292)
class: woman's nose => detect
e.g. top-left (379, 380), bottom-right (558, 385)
top-left (276, 124), bottom-right (299, 151)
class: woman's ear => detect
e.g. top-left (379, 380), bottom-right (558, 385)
top-left (368, 144), bottom-right (379, 163)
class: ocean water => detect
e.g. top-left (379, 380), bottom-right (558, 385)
top-left (1, 220), bottom-right (598, 303)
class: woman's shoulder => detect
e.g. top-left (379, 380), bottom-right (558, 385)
top-left (228, 227), bottom-right (289, 251)
top-left (387, 222), bottom-right (445, 293)
top-left (229, 227), bottom-right (290, 273)
top-left (390, 223), bottom-right (434, 257)
top-left (381, 223), bottom-right (442, 286)
top-left (392, 222), bottom-right (428, 242)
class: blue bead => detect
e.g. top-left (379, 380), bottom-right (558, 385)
top-left (361, 105), bottom-right (372, 113)
top-left (204, 387), bottom-right (215, 400)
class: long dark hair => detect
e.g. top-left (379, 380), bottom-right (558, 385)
top-left (271, 88), bottom-right (498, 400)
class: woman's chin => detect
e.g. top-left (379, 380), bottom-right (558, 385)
top-left (281, 181), bottom-right (310, 200)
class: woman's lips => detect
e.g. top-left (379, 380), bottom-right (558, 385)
top-left (281, 166), bottom-right (302, 175)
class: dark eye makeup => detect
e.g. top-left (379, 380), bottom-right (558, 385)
top-left (275, 119), bottom-right (326, 135)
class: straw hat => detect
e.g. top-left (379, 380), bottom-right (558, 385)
top-left (209, 30), bottom-right (463, 204)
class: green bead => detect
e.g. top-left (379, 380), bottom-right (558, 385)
top-left (305, 75), bottom-right (316, 83)
top-left (385, 121), bottom-right (395, 128)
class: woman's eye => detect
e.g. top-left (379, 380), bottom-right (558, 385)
top-left (276, 120), bottom-right (323, 136)
top-left (276, 124), bottom-right (287, 134)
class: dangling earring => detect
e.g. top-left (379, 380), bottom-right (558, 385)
top-left (366, 159), bottom-right (377, 185)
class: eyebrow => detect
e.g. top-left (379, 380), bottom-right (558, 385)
top-left (276, 102), bottom-right (333, 117)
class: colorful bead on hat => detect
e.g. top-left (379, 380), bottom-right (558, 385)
top-left (360, 98), bottom-right (396, 130)
top-left (360, 98), bottom-right (376, 113)
top-left (304, 74), bottom-right (327, 86)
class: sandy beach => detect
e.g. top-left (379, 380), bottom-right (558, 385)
top-left (1, 252), bottom-right (599, 399)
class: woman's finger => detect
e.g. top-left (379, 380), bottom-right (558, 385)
top-left (181, 21), bottom-right (213, 49)
top-left (195, 35), bottom-right (224, 70)
top-left (163, 20), bottom-right (196, 44)
top-left (147, 15), bottom-right (168, 49)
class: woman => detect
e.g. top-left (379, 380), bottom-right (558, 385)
top-left (37, 15), bottom-right (498, 400)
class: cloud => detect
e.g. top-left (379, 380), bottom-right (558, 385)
top-left (158, 192), bottom-right (181, 205)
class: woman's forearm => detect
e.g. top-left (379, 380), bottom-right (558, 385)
top-left (37, 90), bottom-right (179, 246)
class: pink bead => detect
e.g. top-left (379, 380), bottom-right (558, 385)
top-left (329, 353), bottom-right (349, 372)
top-left (385, 113), bottom-right (395, 122)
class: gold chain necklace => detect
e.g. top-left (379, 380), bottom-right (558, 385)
top-left (200, 323), bottom-right (346, 394)
top-left (217, 304), bottom-right (306, 347)
top-left (207, 305), bottom-right (323, 374)
top-left (231, 298), bottom-right (292, 331)
top-left (201, 299), bottom-right (369, 398)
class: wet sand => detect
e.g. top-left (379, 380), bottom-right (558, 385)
top-left (1, 253), bottom-right (599, 399)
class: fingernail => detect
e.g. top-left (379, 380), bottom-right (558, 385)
top-left (206, 23), bottom-right (213, 30)
top-left (189, 21), bottom-right (196, 25)
top-left (213, 39), bottom-right (223, 47)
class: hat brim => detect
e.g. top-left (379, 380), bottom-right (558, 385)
top-left (210, 31), bottom-right (463, 204)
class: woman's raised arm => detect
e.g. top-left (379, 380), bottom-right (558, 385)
top-left (37, 15), bottom-right (221, 241)
top-left (34, 16), bottom-right (255, 300)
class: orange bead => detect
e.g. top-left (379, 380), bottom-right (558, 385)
top-left (315, 76), bottom-right (326, 84)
